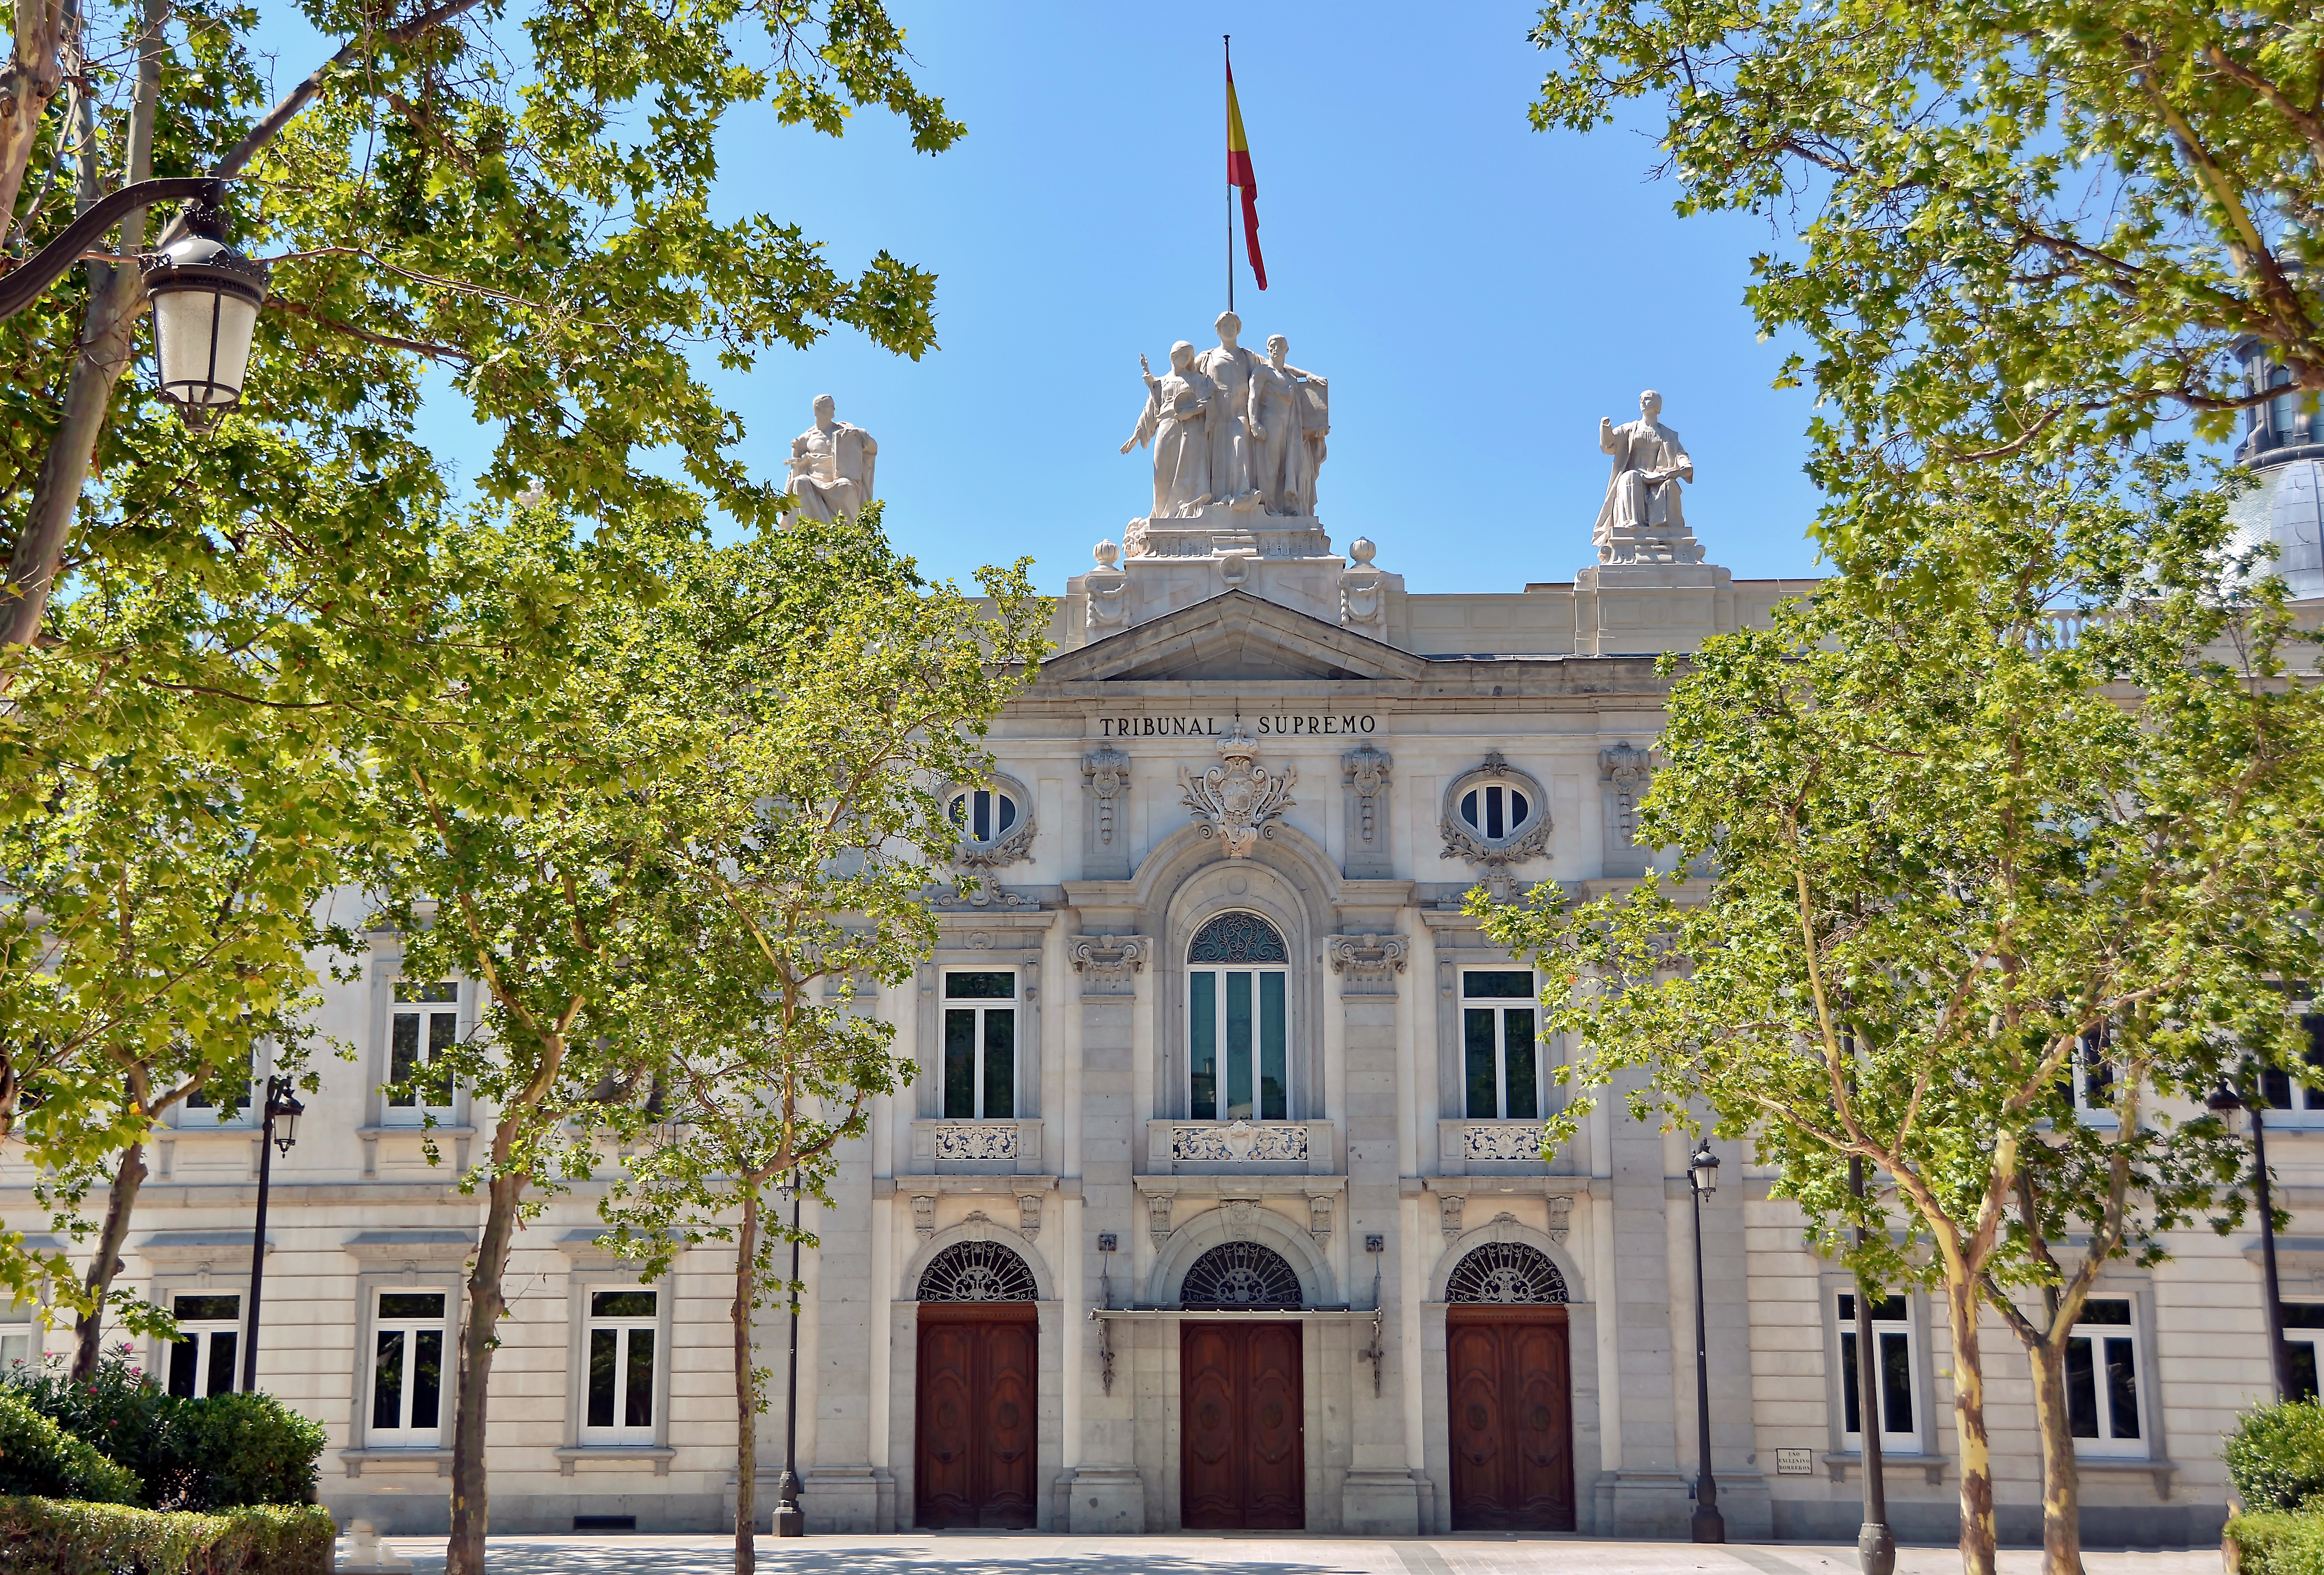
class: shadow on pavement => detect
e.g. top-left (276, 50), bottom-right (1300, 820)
top-left (381, 1544), bottom-right (1380, 1575)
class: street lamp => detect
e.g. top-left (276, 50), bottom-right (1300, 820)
top-left (240, 1073), bottom-right (303, 1392)
top-left (2209, 1076), bottom-right (2293, 1399)
top-left (0, 176), bottom-right (270, 422)
top-left (1850, 1154), bottom-right (1895, 1575)
top-left (1688, 1137), bottom-right (1725, 1544)
top-left (774, 1169), bottom-right (804, 1538)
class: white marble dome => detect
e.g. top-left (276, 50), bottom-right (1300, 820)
top-left (2229, 457), bottom-right (2324, 601)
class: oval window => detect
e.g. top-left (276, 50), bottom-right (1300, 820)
top-left (948, 789), bottom-right (1019, 844)
top-left (1459, 784), bottom-right (1531, 843)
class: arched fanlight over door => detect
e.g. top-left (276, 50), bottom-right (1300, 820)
top-left (1181, 1241), bottom-right (1302, 1308)
top-left (1187, 912), bottom-right (1289, 1122)
top-left (917, 1241), bottom-right (1038, 1303)
top-left (1447, 1241), bottom-right (1568, 1305)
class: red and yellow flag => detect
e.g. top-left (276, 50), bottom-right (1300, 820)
top-left (1226, 52), bottom-right (1266, 291)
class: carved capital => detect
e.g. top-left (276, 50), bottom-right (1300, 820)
top-left (1018, 1192), bottom-right (1043, 1240)
top-left (1069, 933), bottom-right (1150, 996)
top-left (1439, 1193), bottom-right (1465, 1243)
top-left (1307, 1194), bottom-right (1334, 1250)
top-left (1325, 933), bottom-right (1411, 995)
top-left (1147, 1192), bottom-right (1174, 1251)
top-left (1547, 1194), bottom-right (1572, 1245)
top-left (912, 1194), bottom-right (936, 1241)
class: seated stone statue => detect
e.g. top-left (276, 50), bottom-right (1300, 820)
top-left (1594, 389), bottom-right (1704, 564)
top-left (785, 394), bottom-right (877, 523)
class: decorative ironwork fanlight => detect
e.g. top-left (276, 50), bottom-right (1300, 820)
top-left (1446, 1241), bottom-right (1567, 1304)
top-left (1181, 1241), bottom-right (1301, 1308)
top-left (1188, 911), bottom-right (1287, 965)
top-left (916, 1240), bottom-right (1037, 1302)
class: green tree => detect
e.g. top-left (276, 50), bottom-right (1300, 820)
top-left (1476, 454), bottom-right (2324, 1575)
top-left (600, 513), bottom-right (1044, 1574)
top-left (1527, 0), bottom-right (2322, 481)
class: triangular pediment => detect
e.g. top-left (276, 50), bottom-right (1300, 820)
top-left (1041, 591), bottom-right (1430, 684)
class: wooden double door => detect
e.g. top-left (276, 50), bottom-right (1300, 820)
top-left (1181, 1321), bottom-right (1304, 1530)
top-left (915, 1304), bottom-right (1036, 1529)
top-left (1447, 1305), bottom-right (1576, 1531)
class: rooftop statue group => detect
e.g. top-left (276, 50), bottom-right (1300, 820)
top-left (1121, 310), bottom-right (1329, 522)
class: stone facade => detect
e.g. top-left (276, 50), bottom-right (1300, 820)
top-left (4, 479), bottom-right (2316, 1547)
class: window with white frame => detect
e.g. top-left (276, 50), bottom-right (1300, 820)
top-left (2257, 1013), bottom-right (2324, 1121)
top-left (2067, 1297), bottom-right (2145, 1455)
top-left (369, 1290), bottom-right (449, 1445)
top-left (0, 1299), bottom-right (34, 1373)
top-left (387, 981), bottom-right (459, 1122)
top-left (1187, 912), bottom-right (1289, 1122)
top-left (581, 1288), bottom-right (658, 1441)
top-left (947, 786), bottom-right (1020, 847)
top-left (1837, 1292), bottom-right (1920, 1453)
top-left (182, 1042), bottom-right (257, 1124)
top-left (2287, 1303), bottom-right (2324, 1403)
top-left (167, 1292), bottom-right (241, 1398)
top-left (2068, 1030), bottom-right (2114, 1117)
top-left (941, 971), bottom-right (1016, 1120)
top-left (1463, 970), bottom-right (1540, 1120)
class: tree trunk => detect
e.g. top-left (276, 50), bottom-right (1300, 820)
top-left (1945, 1274), bottom-right (1999, 1575)
top-left (2027, 1336), bottom-right (2085, 1575)
top-left (0, 0), bottom-right (69, 226)
top-left (734, 1189), bottom-right (758, 1575)
top-left (447, 1164), bottom-right (526, 1575)
top-left (69, 1139), bottom-right (144, 1379)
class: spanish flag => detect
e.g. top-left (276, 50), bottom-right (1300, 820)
top-left (1226, 49), bottom-right (1266, 291)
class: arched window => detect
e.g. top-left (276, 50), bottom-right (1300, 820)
top-left (1440, 754), bottom-right (1551, 869)
top-left (917, 1241), bottom-right (1038, 1302)
top-left (1187, 912), bottom-right (1289, 1121)
top-left (1446, 1241), bottom-right (1568, 1305)
top-left (1181, 1242), bottom-right (1301, 1308)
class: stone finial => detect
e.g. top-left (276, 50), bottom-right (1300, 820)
top-left (1094, 538), bottom-right (1121, 568)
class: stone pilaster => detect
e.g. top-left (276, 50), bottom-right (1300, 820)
top-left (1598, 1073), bottom-right (1690, 1536)
top-left (803, 1129), bottom-right (886, 1531)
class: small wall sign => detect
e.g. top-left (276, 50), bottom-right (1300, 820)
top-left (1775, 1448), bottom-right (1813, 1477)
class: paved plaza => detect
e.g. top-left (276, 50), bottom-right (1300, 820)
top-left (362, 1532), bottom-right (2226, 1575)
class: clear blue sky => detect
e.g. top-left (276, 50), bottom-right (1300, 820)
top-left (412, 1), bottom-right (1830, 593)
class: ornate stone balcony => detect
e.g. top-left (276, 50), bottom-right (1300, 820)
top-left (909, 1118), bottom-right (1045, 1175)
top-left (1436, 1119), bottom-right (1566, 1174)
top-left (1146, 1119), bottom-right (1337, 1176)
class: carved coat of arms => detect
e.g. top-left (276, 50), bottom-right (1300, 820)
top-left (1180, 727), bottom-right (1295, 858)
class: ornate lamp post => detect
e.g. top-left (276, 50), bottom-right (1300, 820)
top-left (1688, 1137), bottom-right (1725, 1543)
top-left (0, 178), bottom-right (270, 421)
top-left (239, 1074), bottom-right (303, 1391)
top-left (2209, 1077), bottom-right (2293, 1399)
top-left (774, 1169), bottom-right (804, 1537)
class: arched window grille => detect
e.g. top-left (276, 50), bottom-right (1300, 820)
top-left (916, 1240), bottom-right (1038, 1302)
top-left (1187, 913), bottom-right (1289, 1122)
top-left (1446, 1241), bottom-right (1568, 1304)
top-left (1181, 1242), bottom-right (1303, 1308)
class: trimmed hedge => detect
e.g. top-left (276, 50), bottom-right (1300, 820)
top-left (2229, 1401), bottom-right (2324, 1513)
top-left (0, 1496), bottom-right (333, 1575)
top-left (6, 1353), bottom-right (323, 1509)
top-left (2225, 1511), bottom-right (2324, 1575)
top-left (0, 1389), bottom-right (140, 1505)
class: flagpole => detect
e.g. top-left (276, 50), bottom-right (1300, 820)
top-left (1225, 33), bottom-right (1234, 315)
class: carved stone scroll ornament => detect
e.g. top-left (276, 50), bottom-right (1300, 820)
top-left (1438, 1192), bottom-right (1465, 1243)
top-left (1147, 1193), bottom-right (1174, 1250)
top-left (1068, 934), bottom-right (1149, 996)
top-left (1547, 1194), bottom-right (1572, 1244)
top-left (912, 1193), bottom-right (936, 1241)
top-left (1601, 741), bottom-right (1655, 848)
top-left (1180, 726), bottom-right (1296, 858)
top-left (947, 771), bottom-right (1037, 873)
top-left (1017, 1192), bottom-right (1043, 1240)
top-left (1342, 744), bottom-right (1391, 851)
top-left (1307, 1195), bottom-right (1334, 1249)
top-left (1439, 751), bottom-right (1554, 869)
top-left (1083, 746), bottom-right (1130, 848)
top-left (1325, 933), bottom-right (1411, 996)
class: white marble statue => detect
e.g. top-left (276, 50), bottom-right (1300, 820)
top-left (1595, 389), bottom-right (1703, 563)
top-left (1247, 334), bottom-right (1327, 517)
top-left (1195, 311), bottom-right (1263, 508)
top-left (784, 394), bottom-right (878, 523)
top-left (1121, 342), bottom-right (1220, 519)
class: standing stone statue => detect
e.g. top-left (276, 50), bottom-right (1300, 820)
top-left (1195, 311), bottom-right (1262, 508)
top-left (1120, 342), bottom-right (1219, 519)
top-left (1247, 333), bottom-right (1324, 517)
top-left (1594, 389), bottom-right (1703, 563)
top-left (785, 394), bottom-right (878, 522)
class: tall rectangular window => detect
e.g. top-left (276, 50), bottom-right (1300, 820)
top-left (2286, 1303), bottom-right (2324, 1402)
top-left (388, 981), bottom-right (459, 1120)
top-left (1837, 1292), bottom-right (1918, 1452)
top-left (1463, 971), bottom-right (1539, 1120)
top-left (370, 1290), bottom-right (448, 1444)
top-left (583, 1288), bottom-right (658, 1440)
top-left (1188, 966), bottom-right (1287, 1120)
top-left (2259, 1015), bottom-right (2324, 1117)
top-left (2067, 1297), bottom-right (2144, 1455)
top-left (0, 1300), bottom-right (33, 1372)
top-left (167, 1293), bottom-right (241, 1398)
top-left (941, 971), bottom-right (1015, 1120)
top-left (184, 1043), bottom-right (257, 1119)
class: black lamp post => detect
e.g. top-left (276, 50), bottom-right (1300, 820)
top-left (774, 1169), bottom-right (804, 1538)
top-left (1688, 1137), bottom-right (1725, 1543)
top-left (1850, 1154), bottom-right (1895, 1575)
top-left (240, 1073), bottom-right (303, 1392)
top-left (0, 177), bottom-right (269, 421)
top-left (2209, 1077), bottom-right (2293, 1400)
